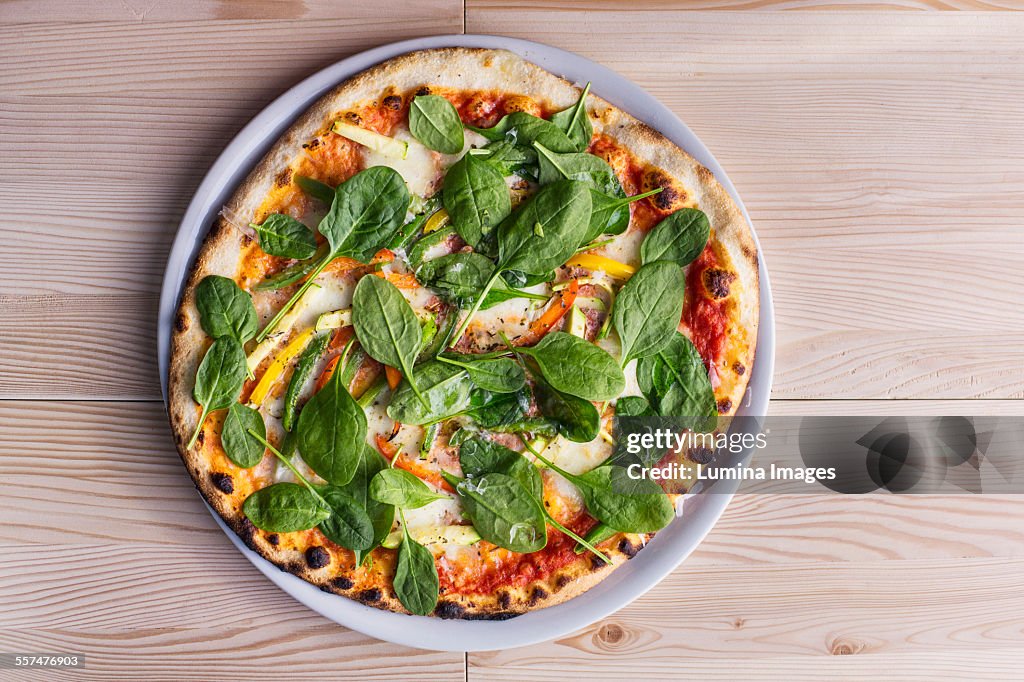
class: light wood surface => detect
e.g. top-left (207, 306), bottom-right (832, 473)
top-left (1, 1), bottom-right (1022, 680)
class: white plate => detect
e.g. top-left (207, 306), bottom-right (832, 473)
top-left (158, 34), bottom-right (775, 652)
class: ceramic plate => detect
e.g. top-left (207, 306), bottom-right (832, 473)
top-left (158, 34), bottom-right (775, 652)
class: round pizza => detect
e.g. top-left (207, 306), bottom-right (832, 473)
top-left (168, 48), bottom-right (759, 618)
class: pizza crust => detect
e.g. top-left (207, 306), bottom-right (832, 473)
top-left (168, 47), bottom-right (759, 618)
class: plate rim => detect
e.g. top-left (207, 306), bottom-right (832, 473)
top-left (157, 33), bottom-right (775, 652)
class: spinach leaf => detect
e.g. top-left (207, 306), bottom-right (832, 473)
top-left (187, 336), bottom-right (246, 449)
top-left (388, 196), bottom-right (439, 251)
top-left (441, 153), bottom-right (511, 247)
top-left (549, 82), bottom-right (593, 152)
top-left (317, 485), bottom-right (375, 551)
top-left (459, 438), bottom-right (542, 500)
top-left (575, 522), bottom-right (617, 554)
top-left (474, 140), bottom-right (537, 178)
top-left (636, 332), bottom-right (717, 430)
top-left (294, 174), bottom-right (336, 204)
top-left (352, 275), bottom-right (425, 402)
top-left (256, 166), bottom-right (410, 342)
top-left (534, 143), bottom-right (622, 198)
top-left (437, 355), bottom-right (525, 393)
top-left (615, 395), bottom-right (654, 418)
top-left (281, 332), bottom-right (330, 432)
top-left (221, 403), bottom-right (266, 468)
top-left (340, 445), bottom-right (394, 565)
top-left (295, 357), bottom-right (367, 485)
top-left (479, 280), bottom-right (549, 309)
top-left (517, 332), bottom-right (624, 401)
top-left (195, 275), bottom-right (257, 343)
top-left (640, 208), bottom-right (711, 267)
top-left (498, 179), bottom-right (592, 275)
top-left (409, 95), bottom-right (464, 154)
top-left (464, 389), bottom-right (530, 429)
top-left (254, 243), bottom-right (329, 291)
top-left (451, 472), bottom-right (547, 553)
top-left (486, 417), bottom-right (559, 438)
top-left (241, 482), bottom-right (330, 532)
top-left (612, 261), bottom-right (686, 366)
top-left (585, 188), bottom-right (662, 241)
top-left (417, 307), bottom-right (460, 363)
top-left (531, 450), bottom-right (674, 534)
top-left (415, 251), bottom-right (495, 304)
top-left (249, 213), bottom-right (318, 260)
top-left (532, 371), bottom-right (600, 443)
top-left (470, 112), bottom-right (575, 153)
top-left (370, 468), bottom-right (447, 509)
top-left (387, 360), bottom-right (472, 425)
top-left (325, 166), bottom-right (411, 262)
top-left (394, 518), bottom-right (439, 616)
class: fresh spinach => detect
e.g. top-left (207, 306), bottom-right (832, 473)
top-left (415, 251), bottom-right (495, 304)
top-left (352, 275), bottom-right (426, 403)
top-left (195, 275), bottom-right (257, 343)
top-left (187, 336), bottom-right (246, 449)
top-left (531, 370), bottom-right (601, 443)
top-left (458, 437), bottom-right (542, 500)
top-left (407, 225), bottom-right (455, 268)
top-left (516, 332), bottom-right (624, 401)
top-left (221, 402), bottom-right (266, 468)
top-left (254, 244), bottom-right (328, 291)
top-left (317, 485), bottom-right (375, 551)
top-left (295, 356), bottom-right (367, 486)
top-left (640, 208), bottom-right (710, 267)
top-left (393, 512), bottom-right (439, 616)
top-left (497, 179), bottom-right (592, 276)
top-left (575, 522), bottom-right (617, 554)
top-left (470, 112), bottom-right (575, 153)
top-left (464, 389), bottom-right (529, 429)
top-left (249, 213), bottom-right (318, 260)
top-left (636, 331), bottom-right (717, 430)
top-left (445, 472), bottom-right (547, 553)
top-left (281, 332), bottom-right (331, 432)
top-left (612, 261), bottom-right (686, 367)
top-left (474, 140), bottom-right (537, 178)
top-left (339, 445), bottom-right (394, 565)
top-left (549, 82), bottom-right (593, 152)
top-left (615, 395), bottom-right (654, 418)
top-left (480, 280), bottom-right (549, 309)
top-left (409, 95), bottom-right (464, 154)
top-left (441, 153), bottom-right (511, 247)
top-left (437, 355), bottom-right (525, 393)
top-left (529, 448), bottom-right (674, 534)
top-left (388, 196), bottom-right (439, 251)
top-left (387, 360), bottom-right (471, 425)
top-left (256, 166), bottom-right (410, 342)
top-left (294, 174), bottom-right (336, 204)
top-left (585, 188), bottom-right (663, 241)
top-left (241, 482), bottom-right (330, 532)
top-left (370, 468), bottom-right (447, 509)
top-left (534, 143), bottom-right (622, 198)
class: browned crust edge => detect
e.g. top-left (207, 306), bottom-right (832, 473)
top-left (168, 47), bottom-right (759, 618)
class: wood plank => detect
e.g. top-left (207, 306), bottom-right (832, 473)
top-left (466, 0), bottom-right (1024, 11)
top-left (0, 625), bottom-right (463, 681)
top-left (3, 14), bottom-right (1024, 399)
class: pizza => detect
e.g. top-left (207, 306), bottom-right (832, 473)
top-left (168, 48), bottom-right (759, 618)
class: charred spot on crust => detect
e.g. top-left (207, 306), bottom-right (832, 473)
top-left (618, 538), bottom-right (640, 558)
top-left (343, 111), bottom-right (361, 125)
top-left (332, 576), bottom-right (354, 590)
top-left (266, 533), bottom-right (279, 546)
top-left (210, 472), bottom-right (233, 494)
top-left (696, 164), bottom-right (714, 183)
top-left (303, 138), bottom-right (321, 151)
top-left (238, 518), bottom-right (255, 545)
top-left (689, 446), bottom-right (716, 465)
top-left (704, 268), bottom-right (736, 299)
top-left (590, 552), bottom-right (610, 570)
top-left (733, 361), bottom-right (746, 376)
top-left (174, 313), bottom-right (188, 333)
top-left (415, 86), bottom-right (431, 97)
top-left (642, 169), bottom-right (688, 211)
top-left (382, 95), bottom-right (402, 111)
top-left (196, 429), bottom-right (205, 446)
top-left (357, 588), bottom-right (382, 604)
top-left (717, 398), bottom-right (733, 415)
top-left (497, 591), bottom-right (511, 609)
top-left (274, 168), bottom-right (292, 188)
top-left (305, 546), bottom-right (330, 569)
top-left (435, 601), bottom-right (467, 619)
top-left (529, 587), bottom-right (548, 606)
top-left (555, 574), bottom-right (570, 589)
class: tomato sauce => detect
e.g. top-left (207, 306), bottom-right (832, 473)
top-left (683, 245), bottom-right (728, 367)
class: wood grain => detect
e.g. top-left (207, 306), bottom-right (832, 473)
top-left (466, 0), bottom-right (1024, 10)
top-left (4, 14), bottom-right (1024, 399)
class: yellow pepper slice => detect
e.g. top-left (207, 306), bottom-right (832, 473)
top-left (248, 328), bottom-right (315, 407)
top-left (564, 253), bottom-right (636, 281)
top-left (423, 208), bottom-right (450, 234)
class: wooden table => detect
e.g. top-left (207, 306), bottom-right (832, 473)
top-left (2, 1), bottom-right (1023, 679)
